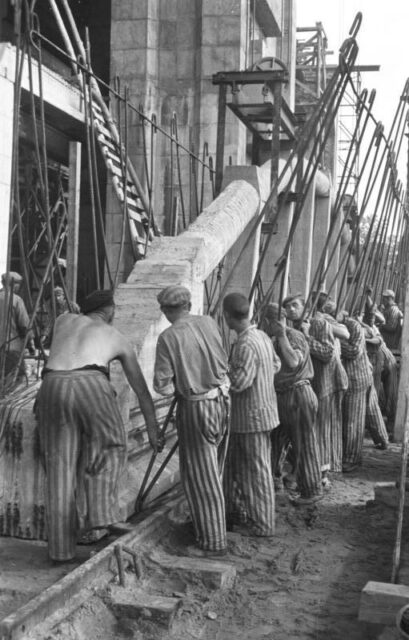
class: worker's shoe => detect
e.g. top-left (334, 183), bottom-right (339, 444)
top-left (233, 525), bottom-right (274, 538)
top-left (186, 545), bottom-right (227, 559)
top-left (321, 472), bottom-right (332, 490)
top-left (292, 493), bottom-right (323, 506)
top-left (107, 522), bottom-right (136, 534)
top-left (342, 462), bottom-right (360, 473)
top-left (283, 474), bottom-right (298, 492)
top-left (374, 441), bottom-right (388, 450)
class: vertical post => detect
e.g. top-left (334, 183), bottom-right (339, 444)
top-left (267, 80), bottom-right (282, 221)
top-left (215, 83), bottom-right (227, 197)
top-left (66, 141), bottom-right (81, 301)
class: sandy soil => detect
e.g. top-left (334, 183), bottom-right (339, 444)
top-left (35, 437), bottom-right (409, 640)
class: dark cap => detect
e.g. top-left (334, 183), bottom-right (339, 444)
top-left (382, 289), bottom-right (395, 299)
top-left (82, 289), bottom-right (115, 314)
top-left (264, 302), bottom-right (286, 319)
top-left (282, 292), bottom-right (304, 307)
top-left (223, 292), bottom-right (250, 318)
top-left (2, 271), bottom-right (23, 284)
top-left (157, 285), bottom-right (191, 308)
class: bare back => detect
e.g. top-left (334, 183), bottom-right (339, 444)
top-left (46, 313), bottom-right (126, 370)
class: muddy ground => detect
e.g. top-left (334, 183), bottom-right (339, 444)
top-left (35, 437), bottom-right (409, 640)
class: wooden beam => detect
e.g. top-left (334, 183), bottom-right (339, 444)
top-left (394, 293), bottom-right (409, 441)
top-left (66, 141), bottom-right (81, 302)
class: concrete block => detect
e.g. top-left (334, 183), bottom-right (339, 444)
top-left (202, 15), bottom-right (242, 46)
top-left (202, 0), bottom-right (241, 16)
top-left (201, 45), bottom-right (241, 77)
top-left (359, 581), bottom-right (409, 625)
top-left (148, 550), bottom-right (236, 589)
top-left (159, 50), bottom-right (177, 81)
top-left (147, 19), bottom-right (159, 48)
top-left (111, 20), bottom-right (148, 50)
top-left (111, 47), bottom-right (148, 81)
top-left (159, 0), bottom-right (178, 19)
top-left (176, 16), bottom-right (196, 50)
top-left (110, 589), bottom-right (181, 629)
top-left (159, 20), bottom-right (177, 48)
top-left (177, 0), bottom-right (197, 16)
top-left (111, 0), bottom-right (152, 21)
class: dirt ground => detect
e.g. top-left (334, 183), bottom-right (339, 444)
top-left (35, 437), bottom-right (409, 640)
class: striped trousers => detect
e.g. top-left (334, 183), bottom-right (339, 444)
top-left (316, 391), bottom-right (345, 473)
top-left (382, 349), bottom-right (398, 432)
top-left (224, 430), bottom-right (275, 536)
top-left (36, 370), bottom-right (126, 561)
top-left (176, 392), bottom-right (230, 552)
top-left (277, 382), bottom-right (322, 499)
top-left (342, 385), bottom-right (369, 465)
top-left (366, 384), bottom-right (389, 446)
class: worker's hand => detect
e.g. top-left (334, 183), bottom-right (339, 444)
top-left (157, 433), bottom-right (165, 453)
top-left (300, 320), bottom-right (310, 336)
top-left (147, 423), bottom-right (161, 454)
top-left (269, 320), bottom-right (286, 338)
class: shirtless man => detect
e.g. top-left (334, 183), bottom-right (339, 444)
top-left (35, 289), bottom-right (159, 562)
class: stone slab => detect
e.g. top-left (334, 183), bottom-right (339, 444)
top-left (148, 550), bottom-right (236, 590)
top-left (359, 581), bottom-right (409, 625)
top-left (110, 588), bottom-right (181, 629)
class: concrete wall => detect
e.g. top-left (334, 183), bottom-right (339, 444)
top-left (108, 0), bottom-right (286, 280)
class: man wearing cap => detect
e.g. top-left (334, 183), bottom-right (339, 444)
top-left (0, 271), bottom-right (34, 378)
top-left (379, 289), bottom-right (403, 353)
top-left (36, 289), bottom-right (159, 562)
top-left (153, 285), bottom-right (230, 557)
top-left (223, 292), bottom-right (280, 535)
top-left (283, 292), bottom-right (348, 484)
top-left (263, 302), bottom-right (323, 504)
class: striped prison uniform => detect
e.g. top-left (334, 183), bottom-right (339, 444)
top-left (297, 314), bottom-right (348, 474)
top-left (154, 313), bottom-right (230, 552)
top-left (225, 325), bottom-right (280, 536)
top-left (176, 391), bottom-right (230, 550)
top-left (366, 384), bottom-right (389, 446)
top-left (361, 323), bottom-right (389, 446)
top-left (380, 302), bottom-right (403, 352)
top-left (273, 327), bottom-right (322, 498)
top-left (35, 369), bottom-right (126, 561)
top-left (380, 341), bottom-right (398, 434)
top-left (341, 318), bottom-right (373, 466)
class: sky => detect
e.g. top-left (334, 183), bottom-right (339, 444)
top-left (296, 0), bottom-right (409, 184)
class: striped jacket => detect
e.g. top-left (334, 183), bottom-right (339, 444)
top-left (229, 325), bottom-right (281, 433)
top-left (341, 317), bottom-right (372, 391)
top-left (301, 314), bottom-right (348, 398)
top-left (380, 303), bottom-right (403, 351)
